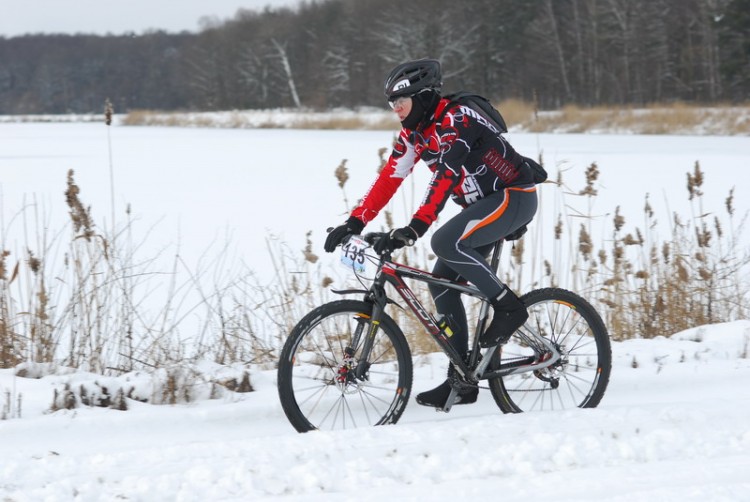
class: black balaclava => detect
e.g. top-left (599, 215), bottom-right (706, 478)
top-left (401, 89), bottom-right (441, 130)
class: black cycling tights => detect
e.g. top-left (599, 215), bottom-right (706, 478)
top-left (428, 187), bottom-right (538, 357)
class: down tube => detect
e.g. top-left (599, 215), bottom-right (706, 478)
top-left (380, 265), bottom-right (471, 377)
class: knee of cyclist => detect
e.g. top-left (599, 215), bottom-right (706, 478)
top-left (430, 230), bottom-right (452, 258)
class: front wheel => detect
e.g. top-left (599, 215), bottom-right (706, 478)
top-left (489, 288), bottom-right (611, 413)
top-left (278, 300), bottom-right (413, 432)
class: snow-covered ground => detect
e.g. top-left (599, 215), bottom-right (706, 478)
top-left (1, 121), bottom-right (750, 500)
top-left (1, 321), bottom-right (749, 500)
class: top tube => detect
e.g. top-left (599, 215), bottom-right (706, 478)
top-left (361, 232), bottom-right (506, 276)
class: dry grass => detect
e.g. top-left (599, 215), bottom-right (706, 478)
top-left (542, 161), bottom-right (749, 341)
top-left (494, 99), bottom-right (537, 129)
top-left (121, 102), bottom-right (750, 135)
top-left (122, 109), bottom-right (399, 130)
top-left (524, 102), bottom-right (750, 135)
top-left (357, 157), bottom-right (749, 346)
top-left (120, 110), bottom-right (174, 126)
top-left (3, 106), bottom-right (749, 396)
top-left (293, 115), bottom-right (398, 130)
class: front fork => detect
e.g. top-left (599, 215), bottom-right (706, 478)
top-left (349, 282), bottom-right (389, 381)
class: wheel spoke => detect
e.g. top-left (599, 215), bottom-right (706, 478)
top-left (278, 301), bottom-right (412, 432)
top-left (490, 288), bottom-right (611, 413)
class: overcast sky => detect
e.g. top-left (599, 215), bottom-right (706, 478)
top-left (0, 0), bottom-right (302, 37)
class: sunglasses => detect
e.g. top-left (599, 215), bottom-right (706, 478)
top-left (388, 95), bottom-right (411, 109)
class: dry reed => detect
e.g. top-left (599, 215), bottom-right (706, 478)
top-left (120, 102), bottom-right (750, 135)
top-left (3, 105), bottom-right (749, 412)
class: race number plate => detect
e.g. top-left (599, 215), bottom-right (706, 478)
top-left (340, 236), bottom-right (368, 274)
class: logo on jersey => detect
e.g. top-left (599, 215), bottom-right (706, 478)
top-left (459, 174), bottom-right (483, 205)
top-left (460, 105), bottom-right (499, 134)
top-left (438, 127), bottom-right (458, 154)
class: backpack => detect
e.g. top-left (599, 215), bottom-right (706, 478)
top-left (438, 91), bottom-right (508, 134)
top-left (438, 91), bottom-right (548, 184)
top-left (522, 156), bottom-right (548, 184)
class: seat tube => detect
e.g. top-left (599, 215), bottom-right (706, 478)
top-left (489, 240), bottom-right (504, 274)
top-left (470, 240), bottom-right (504, 363)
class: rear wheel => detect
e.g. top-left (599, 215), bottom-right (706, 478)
top-left (278, 300), bottom-right (412, 432)
top-left (488, 288), bottom-right (611, 413)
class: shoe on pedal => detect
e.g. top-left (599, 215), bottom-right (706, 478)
top-left (479, 289), bottom-right (528, 348)
top-left (416, 379), bottom-right (478, 408)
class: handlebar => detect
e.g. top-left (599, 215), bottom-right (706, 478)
top-left (362, 232), bottom-right (388, 247)
top-left (339, 232), bottom-right (394, 257)
top-left (326, 227), bottom-right (387, 247)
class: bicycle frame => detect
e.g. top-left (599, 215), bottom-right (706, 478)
top-left (345, 238), bottom-right (562, 397)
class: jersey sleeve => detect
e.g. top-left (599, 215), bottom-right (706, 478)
top-left (350, 128), bottom-right (418, 225)
top-left (409, 106), bottom-right (475, 235)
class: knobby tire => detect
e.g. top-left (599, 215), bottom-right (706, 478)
top-left (488, 288), bottom-right (612, 413)
top-left (278, 299), bottom-right (413, 432)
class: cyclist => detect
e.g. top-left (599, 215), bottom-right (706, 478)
top-left (324, 58), bottom-right (540, 408)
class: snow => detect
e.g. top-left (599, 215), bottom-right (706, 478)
top-left (1, 120), bottom-right (750, 500)
top-left (2, 121), bottom-right (749, 291)
top-left (1, 321), bottom-right (749, 500)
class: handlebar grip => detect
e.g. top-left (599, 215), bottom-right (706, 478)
top-left (363, 232), bottom-right (387, 246)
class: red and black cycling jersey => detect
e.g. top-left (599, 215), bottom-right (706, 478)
top-left (350, 98), bottom-right (536, 236)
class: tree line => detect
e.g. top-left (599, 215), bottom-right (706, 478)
top-left (0, 0), bottom-right (747, 115)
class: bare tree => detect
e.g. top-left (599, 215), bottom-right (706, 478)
top-left (0, 0), bottom-right (747, 113)
top-left (237, 45), bottom-right (270, 106)
top-left (271, 38), bottom-right (301, 108)
top-left (545, 0), bottom-right (574, 102)
top-left (183, 45), bottom-right (223, 109)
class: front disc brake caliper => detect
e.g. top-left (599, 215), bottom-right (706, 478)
top-left (336, 347), bottom-right (356, 386)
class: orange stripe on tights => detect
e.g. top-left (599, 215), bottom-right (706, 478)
top-left (460, 186), bottom-right (537, 240)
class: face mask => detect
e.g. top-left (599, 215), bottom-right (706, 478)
top-left (400, 95), bottom-right (425, 130)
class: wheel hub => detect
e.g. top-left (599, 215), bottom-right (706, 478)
top-left (334, 348), bottom-right (370, 392)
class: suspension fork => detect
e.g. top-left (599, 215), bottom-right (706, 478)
top-left (352, 276), bottom-right (389, 380)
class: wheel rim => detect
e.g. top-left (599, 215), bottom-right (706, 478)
top-left (498, 298), bottom-right (604, 411)
top-left (287, 312), bottom-right (406, 430)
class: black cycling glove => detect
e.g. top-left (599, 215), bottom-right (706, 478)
top-left (324, 217), bottom-right (365, 252)
top-left (373, 226), bottom-right (418, 254)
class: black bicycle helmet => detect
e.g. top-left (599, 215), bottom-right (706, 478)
top-left (384, 59), bottom-right (442, 100)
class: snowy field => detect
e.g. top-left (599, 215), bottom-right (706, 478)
top-left (3, 121), bottom-right (750, 289)
top-left (1, 322), bottom-right (749, 500)
top-left (1, 122), bottom-right (750, 500)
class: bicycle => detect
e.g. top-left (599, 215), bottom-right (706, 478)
top-left (277, 231), bottom-right (611, 433)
